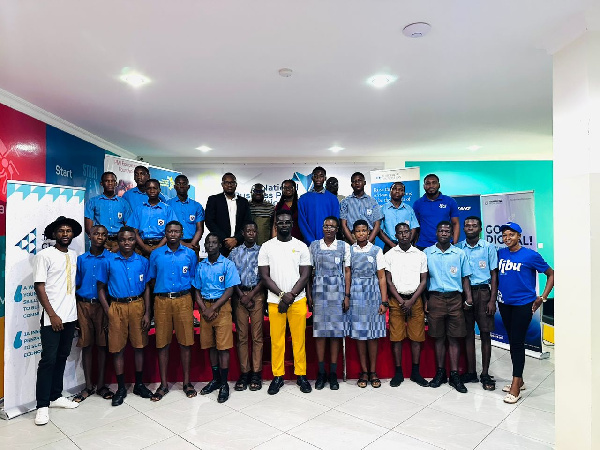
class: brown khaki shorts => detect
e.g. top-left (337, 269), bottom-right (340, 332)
top-left (389, 296), bottom-right (425, 342)
top-left (426, 291), bottom-right (466, 339)
top-left (107, 297), bottom-right (148, 353)
top-left (200, 299), bottom-right (233, 350)
top-left (77, 301), bottom-right (107, 347)
top-left (464, 287), bottom-right (495, 333)
top-left (154, 293), bottom-right (195, 348)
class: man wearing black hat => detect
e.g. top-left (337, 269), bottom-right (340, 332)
top-left (32, 216), bottom-right (82, 425)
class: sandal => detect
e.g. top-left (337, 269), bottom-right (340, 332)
top-left (503, 392), bottom-right (522, 404)
top-left (369, 372), bottom-right (381, 389)
top-left (502, 382), bottom-right (526, 393)
top-left (357, 371), bottom-right (368, 388)
top-left (183, 383), bottom-right (197, 398)
top-left (150, 385), bottom-right (169, 402)
top-left (235, 372), bottom-right (250, 391)
top-left (249, 372), bottom-right (262, 391)
top-left (480, 374), bottom-right (496, 391)
top-left (73, 386), bottom-right (96, 403)
top-left (96, 385), bottom-right (114, 400)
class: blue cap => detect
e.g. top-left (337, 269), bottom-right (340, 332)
top-left (499, 222), bottom-right (522, 233)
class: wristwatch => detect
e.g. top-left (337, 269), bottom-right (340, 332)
top-left (278, 291), bottom-right (286, 300)
top-left (540, 296), bottom-right (548, 303)
top-left (381, 301), bottom-right (390, 308)
top-left (464, 301), bottom-right (473, 308)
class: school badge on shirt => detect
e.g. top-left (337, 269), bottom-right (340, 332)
top-left (139, 274), bottom-right (144, 281)
top-left (366, 208), bottom-right (373, 216)
top-left (189, 215), bottom-right (196, 222)
top-left (158, 219), bottom-right (165, 226)
top-left (219, 275), bottom-right (225, 282)
top-left (117, 212), bottom-right (123, 219)
top-left (183, 266), bottom-right (189, 274)
top-left (478, 260), bottom-right (487, 269)
top-left (449, 266), bottom-right (458, 275)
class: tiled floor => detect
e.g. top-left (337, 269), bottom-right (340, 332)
top-left (0, 343), bottom-right (555, 449)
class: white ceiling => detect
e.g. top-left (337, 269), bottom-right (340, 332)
top-left (0, 1), bottom-right (594, 162)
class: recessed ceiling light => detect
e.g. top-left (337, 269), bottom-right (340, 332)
top-left (402, 22), bottom-right (432, 38)
top-left (467, 145), bottom-right (482, 151)
top-left (329, 146), bottom-right (344, 153)
top-left (195, 145), bottom-right (212, 153)
top-left (368, 74), bottom-right (396, 88)
top-left (278, 68), bottom-right (293, 77)
top-left (119, 72), bottom-right (150, 87)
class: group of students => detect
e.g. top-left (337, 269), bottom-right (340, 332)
top-left (30, 166), bottom-right (554, 427)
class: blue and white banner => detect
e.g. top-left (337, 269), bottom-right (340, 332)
top-left (2, 181), bottom-right (86, 419)
top-left (481, 191), bottom-right (547, 358)
top-left (452, 195), bottom-right (482, 243)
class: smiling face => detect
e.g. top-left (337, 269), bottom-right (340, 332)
top-left (117, 231), bottom-right (136, 254)
top-left (222, 175), bottom-right (237, 196)
top-left (251, 184), bottom-right (265, 202)
top-left (502, 229), bottom-right (521, 249)
top-left (281, 181), bottom-right (296, 199)
top-left (165, 223), bottom-right (183, 245)
top-left (54, 225), bottom-right (74, 247)
top-left (424, 176), bottom-right (440, 196)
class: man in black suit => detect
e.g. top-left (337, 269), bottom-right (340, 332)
top-left (205, 173), bottom-right (252, 256)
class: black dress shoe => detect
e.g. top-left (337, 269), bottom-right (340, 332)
top-left (429, 368), bottom-right (448, 388)
top-left (460, 372), bottom-right (479, 383)
top-left (201, 379), bottom-right (222, 395)
top-left (268, 376), bottom-right (284, 395)
top-left (112, 387), bottom-right (127, 406)
top-left (297, 375), bottom-right (312, 393)
top-left (390, 373), bottom-right (404, 387)
top-left (217, 383), bottom-right (230, 403)
top-left (329, 373), bottom-right (339, 390)
top-left (315, 372), bottom-right (327, 390)
top-left (410, 373), bottom-right (430, 387)
top-left (133, 383), bottom-right (152, 398)
top-left (449, 371), bottom-right (468, 393)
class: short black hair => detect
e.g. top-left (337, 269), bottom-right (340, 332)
top-left (135, 165), bottom-right (150, 175)
top-left (275, 209), bottom-right (293, 220)
top-left (251, 183), bottom-right (264, 191)
top-left (464, 216), bottom-right (482, 227)
top-left (436, 220), bottom-right (452, 230)
top-left (101, 171), bottom-right (117, 182)
top-left (395, 222), bottom-right (410, 233)
top-left (323, 216), bottom-right (339, 227)
top-left (175, 174), bottom-right (188, 184)
top-left (222, 172), bottom-right (236, 181)
top-left (312, 166), bottom-right (326, 175)
top-left (352, 219), bottom-right (369, 231)
top-left (165, 220), bottom-right (183, 230)
top-left (205, 232), bottom-right (220, 242)
top-left (90, 224), bottom-right (108, 233)
top-left (145, 178), bottom-right (161, 188)
top-left (243, 221), bottom-right (258, 231)
top-left (391, 181), bottom-right (405, 189)
top-left (424, 173), bottom-right (439, 182)
top-left (351, 172), bottom-right (365, 180)
top-left (117, 226), bottom-right (136, 238)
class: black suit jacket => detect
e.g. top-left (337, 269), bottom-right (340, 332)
top-left (205, 193), bottom-right (252, 254)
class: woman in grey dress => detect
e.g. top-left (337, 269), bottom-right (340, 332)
top-left (307, 216), bottom-right (350, 390)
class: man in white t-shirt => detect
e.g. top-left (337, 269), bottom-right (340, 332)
top-left (32, 216), bottom-right (83, 425)
top-left (258, 210), bottom-right (312, 395)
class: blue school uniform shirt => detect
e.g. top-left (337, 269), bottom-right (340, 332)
top-left (497, 247), bottom-right (550, 306)
top-left (84, 194), bottom-right (132, 235)
top-left (127, 201), bottom-right (178, 239)
top-left (413, 193), bottom-right (459, 248)
top-left (456, 239), bottom-right (498, 286)
top-left (228, 243), bottom-right (261, 286)
top-left (148, 244), bottom-right (197, 293)
top-left (380, 201), bottom-right (419, 243)
top-left (97, 252), bottom-right (149, 298)
top-left (76, 250), bottom-right (113, 299)
top-left (340, 193), bottom-right (383, 231)
top-left (424, 244), bottom-right (472, 293)
top-left (193, 254), bottom-right (241, 300)
top-left (166, 196), bottom-right (205, 240)
top-left (123, 186), bottom-right (167, 212)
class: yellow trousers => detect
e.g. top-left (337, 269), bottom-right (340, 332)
top-left (268, 298), bottom-right (307, 377)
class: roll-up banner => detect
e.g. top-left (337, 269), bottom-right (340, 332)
top-left (2, 181), bottom-right (86, 419)
top-left (452, 195), bottom-right (482, 243)
top-left (481, 191), bottom-right (548, 359)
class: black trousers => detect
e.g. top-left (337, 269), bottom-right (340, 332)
top-left (36, 321), bottom-right (76, 408)
top-left (498, 302), bottom-right (534, 378)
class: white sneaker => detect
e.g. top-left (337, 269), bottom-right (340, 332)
top-left (49, 396), bottom-right (79, 409)
top-left (35, 407), bottom-right (49, 425)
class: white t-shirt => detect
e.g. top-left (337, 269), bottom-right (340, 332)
top-left (351, 242), bottom-right (386, 271)
top-left (32, 246), bottom-right (78, 326)
top-left (384, 245), bottom-right (428, 294)
top-left (310, 239), bottom-right (351, 267)
top-left (258, 237), bottom-right (311, 304)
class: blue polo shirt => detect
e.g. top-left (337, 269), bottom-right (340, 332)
top-left (123, 187), bottom-right (167, 211)
top-left (193, 254), bottom-right (240, 300)
top-left (498, 247), bottom-right (550, 306)
top-left (97, 252), bottom-right (149, 298)
top-left (340, 193), bottom-right (383, 231)
top-left (148, 244), bottom-right (197, 293)
top-left (424, 244), bottom-right (472, 293)
top-left (456, 239), bottom-right (498, 286)
top-left (381, 201), bottom-right (419, 242)
top-left (76, 250), bottom-right (113, 299)
top-left (84, 194), bottom-right (132, 235)
top-left (166, 196), bottom-right (205, 240)
top-left (127, 201), bottom-right (178, 239)
top-left (228, 243), bottom-right (261, 286)
top-left (413, 193), bottom-right (459, 248)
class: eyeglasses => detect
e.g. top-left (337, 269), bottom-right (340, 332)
top-left (252, 190), bottom-right (264, 194)
top-left (323, 225), bottom-right (338, 230)
top-left (276, 220), bottom-right (293, 225)
top-left (222, 181), bottom-right (237, 185)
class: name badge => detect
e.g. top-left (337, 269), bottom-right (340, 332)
top-left (219, 275), bottom-right (225, 282)
top-left (158, 219), bottom-right (165, 226)
top-left (189, 214), bottom-right (196, 222)
top-left (183, 266), bottom-right (189, 274)
top-left (449, 266), bottom-right (458, 275)
top-left (139, 274), bottom-right (144, 282)
top-left (478, 260), bottom-right (487, 269)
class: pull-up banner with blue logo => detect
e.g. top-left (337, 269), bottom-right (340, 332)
top-left (452, 195), bottom-right (482, 242)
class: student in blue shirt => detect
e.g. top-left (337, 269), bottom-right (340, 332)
top-left (148, 221), bottom-right (198, 401)
top-left (73, 225), bottom-right (114, 403)
top-left (193, 233), bottom-right (241, 403)
top-left (340, 172), bottom-right (383, 244)
top-left (128, 179), bottom-right (177, 256)
top-left (497, 222), bottom-right (554, 404)
top-left (456, 216), bottom-right (498, 391)
top-left (123, 165), bottom-right (167, 212)
top-left (97, 227), bottom-right (153, 406)
top-left (167, 174), bottom-right (205, 254)
top-left (413, 174), bottom-right (460, 249)
top-left (378, 181), bottom-right (419, 251)
top-left (424, 221), bottom-right (473, 394)
top-left (84, 172), bottom-right (131, 252)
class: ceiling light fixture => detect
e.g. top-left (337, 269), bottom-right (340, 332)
top-left (368, 74), bottom-right (396, 88)
top-left (402, 22), bottom-right (432, 38)
top-left (195, 145), bottom-right (212, 153)
top-left (329, 146), bottom-right (344, 153)
top-left (278, 68), bottom-right (293, 77)
top-left (119, 72), bottom-right (150, 87)
top-left (467, 145), bottom-right (482, 151)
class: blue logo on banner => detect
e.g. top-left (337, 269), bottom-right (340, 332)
top-left (14, 285), bottom-right (23, 303)
top-left (14, 331), bottom-right (23, 349)
top-left (15, 229), bottom-right (37, 254)
top-left (293, 172), bottom-right (312, 192)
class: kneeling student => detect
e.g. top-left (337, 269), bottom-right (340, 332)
top-left (148, 221), bottom-right (198, 400)
top-left (74, 225), bottom-right (114, 402)
top-left (98, 226), bottom-right (153, 406)
top-left (193, 233), bottom-right (241, 403)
